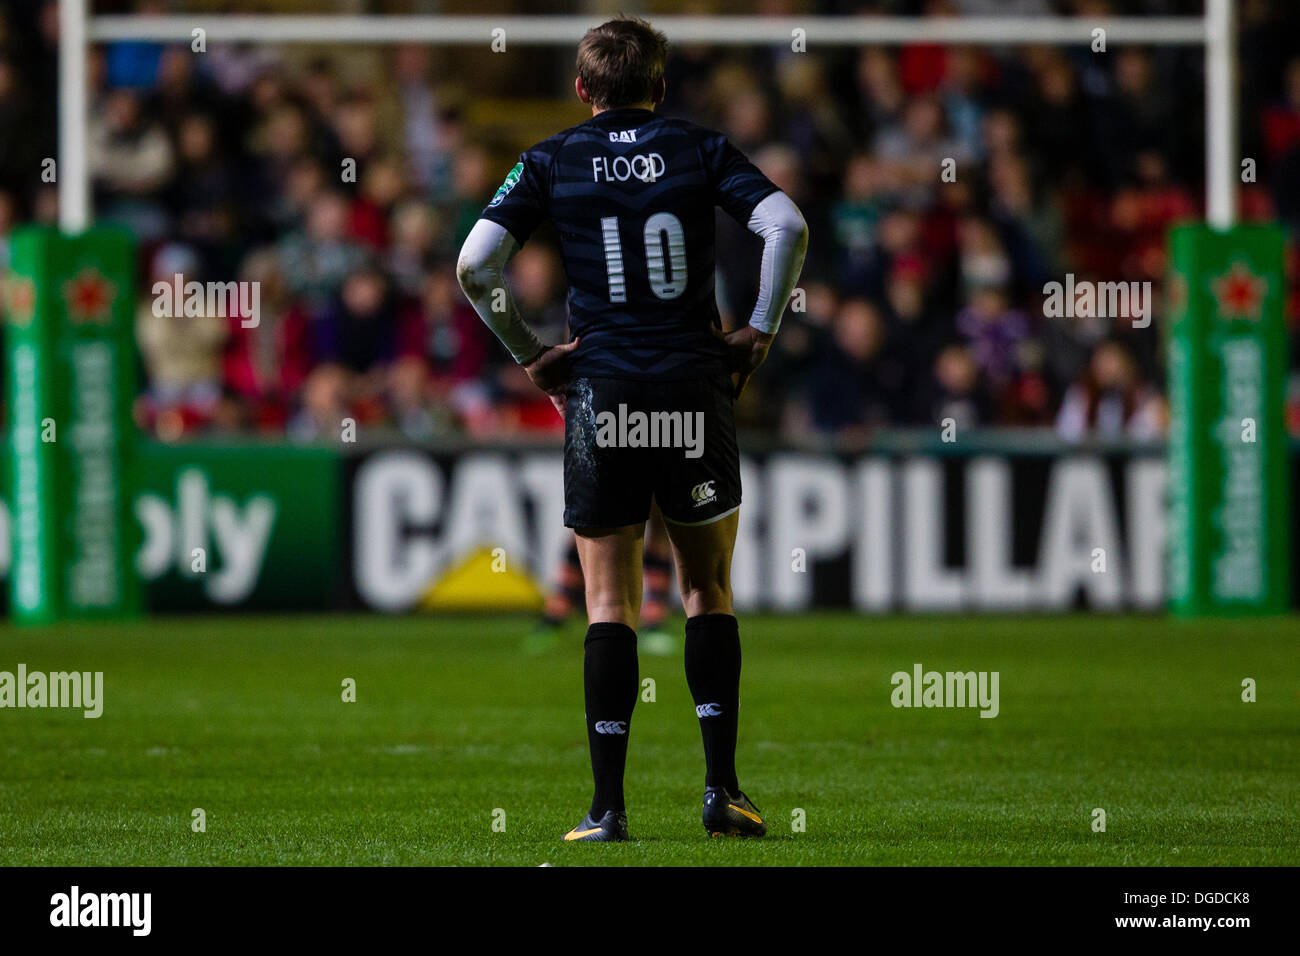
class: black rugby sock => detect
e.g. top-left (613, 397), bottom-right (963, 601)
top-left (684, 613), bottom-right (742, 793)
top-left (584, 622), bottom-right (639, 816)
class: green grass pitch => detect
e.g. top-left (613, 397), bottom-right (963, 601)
top-left (1, 613), bottom-right (1297, 866)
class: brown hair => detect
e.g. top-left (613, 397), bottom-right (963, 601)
top-left (576, 17), bottom-right (668, 110)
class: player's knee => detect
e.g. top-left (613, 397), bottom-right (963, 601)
top-left (584, 575), bottom-right (640, 625)
top-left (678, 571), bottom-right (732, 617)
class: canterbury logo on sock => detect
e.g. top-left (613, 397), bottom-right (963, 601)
top-left (593, 720), bottom-right (627, 735)
top-left (695, 703), bottom-right (723, 718)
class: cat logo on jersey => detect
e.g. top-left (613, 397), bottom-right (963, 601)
top-left (609, 130), bottom-right (638, 143)
top-left (488, 162), bottom-right (523, 207)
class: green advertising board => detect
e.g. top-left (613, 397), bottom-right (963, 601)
top-left (134, 443), bottom-right (342, 610)
top-left (1167, 224), bottom-right (1290, 615)
top-left (5, 227), bottom-right (140, 623)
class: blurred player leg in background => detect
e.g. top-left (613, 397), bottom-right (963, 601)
top-left (531, 508), bottom-right (679, 655)
top-left (540, 538), bottom-right (585, 627)
top-left (639, 505), bottom-right (677, 655)
top-left (523, 537), bottom-right (585, 654)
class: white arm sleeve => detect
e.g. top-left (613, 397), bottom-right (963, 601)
top-left (745, 191), bottom-right (809, 335)
top-left (456, 218), bottom-right (546, 364)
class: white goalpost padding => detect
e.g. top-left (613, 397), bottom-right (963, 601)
top-left (59, 2), bottom-right (1238, 232)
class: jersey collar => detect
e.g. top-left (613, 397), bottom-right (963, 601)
top-left (589, 107), bottom-right (656, 125)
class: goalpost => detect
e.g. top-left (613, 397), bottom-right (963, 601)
top-left (60, 2), bottom-right (1237, 232)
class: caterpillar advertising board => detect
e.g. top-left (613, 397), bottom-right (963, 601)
top-left (342, 446), bottom-right (1177, 614)
top-left (319, 442), bottom-right (1300, 612)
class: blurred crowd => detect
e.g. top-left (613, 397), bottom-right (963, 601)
top-left (2, 0), bottom-right (1300, 446)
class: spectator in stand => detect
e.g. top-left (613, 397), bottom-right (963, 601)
top-left (1262, 56), bottom-right (1300, 165)
top-left (290, 363), bottom-right (350, 443)
top-left (90, 88), bottom-right (175, 241)
top-left (854, 48), bottom-right (906, 142)
top-left (349, 154), bottom-right (408, 251)
top-left (307, 261), bottom-right (407, 421)
top-left (167, 112), bottom-right (239, 265)
top-left (392, 44), bottom-right (447, 192)
top-left (1268, 57), bottom-right (1300, 237)
top-left (720, 83), bottom-right (771, 156)
top-left (443, 143), bottom-right (494, 253)
top-left (957, 213), bottom-right (1015, 289)
top-left (884, 254), bottom-right (951, 409)
top-left (1094, 48), bottom-right (1182, 188)
top-left (386, 199), bottom-right (437, 297)
top-left (923, 343), bottom-right (994, 431)
top-left (223, 248), bottom-right (313, 432)
top-left (939, 48), bottom-right (985, 162)
top-left (803, 298), bottom-right (906, 445)
top-left (955, 283), bottom-right (1032, 399)
top-left (775, 56), bottom-right (852, 202)
top-left (1028, 53), bottom-right (1091, 185)
top-left (135, 243), bottom-right (228, 439)
top-left (874, 94), bottom-right (972, 209)
top-left (152, 46), bottom-right (225, 135)
top-left (1056, 340), bottom-right (1164, 442)
top-left (245, 100), bottom-right (317, 236)
top-left (334, 91), bottom-right (387, 195)
top-left (0, 55), bottom-right (48, 214)
top-left (276, 190), bottom-right (368, 313)
top-left (831, 153), bottom-right (887, 294)
top-left (988, 152), bottom-right (1060, 282)
top-left (399, 263), bottom-right (493, 436)
top-left (273, 157), bottom-right (328, 238)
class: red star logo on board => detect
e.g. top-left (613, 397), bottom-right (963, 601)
top-left (4, 275), bottom-right (37, 327)
top-left (62, 267), bottom-right (117, 325)
top-left (1210, 260), bottom-right (1267, 321)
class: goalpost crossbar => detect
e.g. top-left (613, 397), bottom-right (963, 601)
top-left (58, 3), bottom-right (1237, 231)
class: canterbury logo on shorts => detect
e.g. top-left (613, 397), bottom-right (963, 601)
top-left (594, 720), bottom-right (627, 735)
top-left (695, 703), bottom-right (723, 718)
top-left (691, 481), bottom-right (717, 506)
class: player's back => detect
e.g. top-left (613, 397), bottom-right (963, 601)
top-left (481, 107), bottom-right (778, 381)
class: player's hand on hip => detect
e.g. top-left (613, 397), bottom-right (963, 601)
top-left (523, 338), bottom-right (580, 416)
top-left (720, 324), bottom-right (775, 399)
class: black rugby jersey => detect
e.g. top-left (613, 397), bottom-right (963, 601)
top-left (480, 107), bottom-right (778, 380)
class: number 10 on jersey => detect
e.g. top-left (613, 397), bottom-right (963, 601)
top-left (600, 213), bottom-right (687, 302)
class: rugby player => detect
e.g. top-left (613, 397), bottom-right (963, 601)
top-left (457, 16), bottom-right (808, 841)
